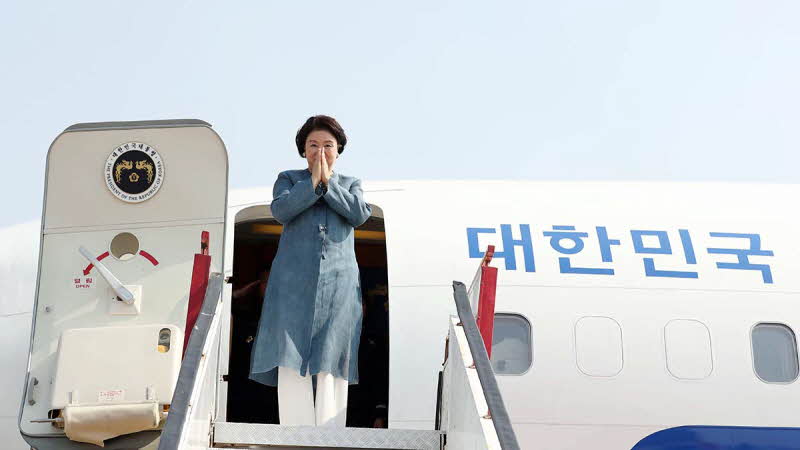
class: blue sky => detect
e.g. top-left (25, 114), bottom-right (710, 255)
top-left (1, 1), bottom-right (798, 227)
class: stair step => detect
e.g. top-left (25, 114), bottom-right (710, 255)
top-left (212, 422), bottom-right (442, 449)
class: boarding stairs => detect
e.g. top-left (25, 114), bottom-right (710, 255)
top-left (157, 247), bottom-right (518, 450)
top-left (20, 246), bottom-right (516, 450)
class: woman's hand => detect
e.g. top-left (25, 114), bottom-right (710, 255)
top-left (310, 148), bottom-right (322, 187)
top-left (325, 148), bottom-right (337, 171)
top-left (321, 150), bottom-right (334, 186)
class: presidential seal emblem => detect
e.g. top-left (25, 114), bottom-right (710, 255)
top-left (104, 142), bottom-right (164, 203)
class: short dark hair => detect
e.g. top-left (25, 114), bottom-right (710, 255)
top-left (295, 115), bottom-right (348, 158)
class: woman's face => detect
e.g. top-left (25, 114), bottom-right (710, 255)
top-left (305, 129), bottom-right (339, 169)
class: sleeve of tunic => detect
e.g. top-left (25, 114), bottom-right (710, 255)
top-left (323, 175), bottom-right (372, 227)
top-left (270, 171), bottom-right (323, 224)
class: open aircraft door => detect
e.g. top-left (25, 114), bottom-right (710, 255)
top-left (19, 120), bottom-right (229, 449)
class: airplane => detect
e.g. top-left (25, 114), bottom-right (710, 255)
top-left (3, 119), bottom-right (799, 449)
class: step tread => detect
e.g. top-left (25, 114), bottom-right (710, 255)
top-left (212, 421), bottom-right (441, 450)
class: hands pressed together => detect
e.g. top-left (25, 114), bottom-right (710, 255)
top-left (310, 147), bottom-right (335, 188)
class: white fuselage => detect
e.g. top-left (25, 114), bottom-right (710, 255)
top-left (6, 179), bottom-right (800, 449)
top-left (230, 180), bottom-right (800, 449)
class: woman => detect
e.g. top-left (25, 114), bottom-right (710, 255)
top-left (249, 115), bottom-right (372, 427)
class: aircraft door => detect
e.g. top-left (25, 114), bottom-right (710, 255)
top-left (19, 120), bottom-right (228, 447)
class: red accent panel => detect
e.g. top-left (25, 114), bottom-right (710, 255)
top-left (139, 250), bottom-right (159, 266)
top-left (476, 265), bottom-right (498, 358)
top-left (184, 253), bottom-right (211, 357)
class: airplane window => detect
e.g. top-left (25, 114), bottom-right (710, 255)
top-left (752, 323), bottom-right (799, 383)
top-left (575, 316), bottom-right (623, 377)
top-left (491, 314), bottom-right (532, 375)
top-left (158, 328), bottom-right (171, 353)
top-left (664, 319), bottom-right (713, 380)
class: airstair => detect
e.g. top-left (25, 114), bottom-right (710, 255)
top-left (18, 120), bottom-right (519, 450)
top-left (158, 250), bottom-right (519, 449)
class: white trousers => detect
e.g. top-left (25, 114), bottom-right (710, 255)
top-left (278, 366), bottom-right (348, 426)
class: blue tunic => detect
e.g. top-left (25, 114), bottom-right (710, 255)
top-left (249, 168), bottom-right (372, 386)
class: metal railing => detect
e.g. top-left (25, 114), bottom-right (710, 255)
top-left (451, 280), bottom-right (520, 450)
top-left (158, 272), bottom-right (224, 450)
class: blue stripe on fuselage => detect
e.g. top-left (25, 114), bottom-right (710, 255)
top-left (632, 426), bottom-right (800, 450)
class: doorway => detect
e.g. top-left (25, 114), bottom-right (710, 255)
top-left (226, 204), bottom-right (389, 428)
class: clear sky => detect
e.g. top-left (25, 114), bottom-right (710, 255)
top-left (1, 1), bottom-right (798, 227)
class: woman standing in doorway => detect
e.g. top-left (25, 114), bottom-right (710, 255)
top-left (250, 115), bottom-right (372, 427)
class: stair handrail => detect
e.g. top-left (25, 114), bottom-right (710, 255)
top-left (452, 280), bottom-right (521, 450)
top-left (158, 272), bottom-right (224, 450)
